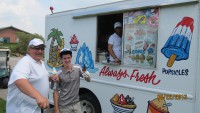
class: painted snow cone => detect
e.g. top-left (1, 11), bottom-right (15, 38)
top-left (161, 17), bottom-right (194, 67)
top-left (70, 34), bottom-right (79, 51)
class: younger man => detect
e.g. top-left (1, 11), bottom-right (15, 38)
top-left (53, 48), bottom-right (90, 113)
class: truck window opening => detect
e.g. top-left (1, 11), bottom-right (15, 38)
top-left (96, 13), bottom-right (123, 63)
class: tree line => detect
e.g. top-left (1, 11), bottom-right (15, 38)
top-left (9, 32), bottom-right (44, 56)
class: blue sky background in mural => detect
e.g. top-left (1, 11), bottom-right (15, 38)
top-left (75, 42), bottom-right (98, 73)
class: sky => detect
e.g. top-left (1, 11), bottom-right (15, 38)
top-left (0, 0), bottom-right (124, 38)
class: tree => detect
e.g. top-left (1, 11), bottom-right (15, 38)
top-left (47, 28), bottom-right (64, 67)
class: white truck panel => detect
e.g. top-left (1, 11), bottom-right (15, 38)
top-left (45, 1), bottom-right (200, 113)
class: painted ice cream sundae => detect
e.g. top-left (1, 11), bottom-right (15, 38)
top-left (70, 34), bottom-right (79, 51)
top-left (110, 93), bottom-right (137, 113)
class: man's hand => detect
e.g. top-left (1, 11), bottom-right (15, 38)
top-left (84, 74), bottom-right (91, 82)
top-left (50, 74), bottom-right (59, 82)
top-left (83, 71), bottom-right (91, 82)
top-left (15, 79), bottom-right (49, 109)
top-left (36, 95), bottom-right (49, 109)
top-left (54, 109), bottom-right (60, 113)
top-left (114, 57), bottom-right (120, 63)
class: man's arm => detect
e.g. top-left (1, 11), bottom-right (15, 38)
top-left (15, 79), bottom-right (49, 109)
top-left (108, 44), bottom-right (120, 62)
top-left (53, 90), bottom-right (59, 113)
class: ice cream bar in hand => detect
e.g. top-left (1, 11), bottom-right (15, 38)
top-left (82, 65), bottom-right (91, 82)
top-left (52, 67), bottom-right (57, 74)
top-left (161, 17), bottom-right (194, 67)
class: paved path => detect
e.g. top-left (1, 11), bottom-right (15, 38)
top-left (0, 89), bottom-right (7, 100)
top-left (0, 56), bottom-right (21, 100)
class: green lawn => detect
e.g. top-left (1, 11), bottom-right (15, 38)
top-left (0, 98), bottom-right (6, 113)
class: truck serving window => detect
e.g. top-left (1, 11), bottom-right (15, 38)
top-left (123, 8), bottom-right (159, 68)
top-left (96, 13), bottom-right (123, 63)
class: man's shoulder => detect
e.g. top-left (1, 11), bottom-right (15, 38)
top-left (16, 55), bottom-right (30, 64)
top-left (109, 33), bottom-right (116, 38)
top-left (57, 69), bottom-right (62, 75)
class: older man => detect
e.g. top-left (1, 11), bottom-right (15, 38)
top-left (6, 38), bottom-right (51, 113)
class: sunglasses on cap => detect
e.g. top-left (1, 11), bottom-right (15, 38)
top-left (29, 45), bottom-right (45, 50)
top-left (115, 27), bottom-right (122, 29)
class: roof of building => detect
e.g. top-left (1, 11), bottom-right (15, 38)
top-left (0, 26), bottom-right (32, 34)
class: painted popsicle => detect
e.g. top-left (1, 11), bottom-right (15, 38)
top-left (161, 17), bottom-right (194, 67)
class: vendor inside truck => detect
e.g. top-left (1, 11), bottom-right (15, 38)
top-left (96, 13), bottom-right (123, 64)
top-left (107, 22), bottom-right (123, 63)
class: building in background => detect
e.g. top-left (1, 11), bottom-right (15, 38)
top-left (0, 26), bottom-right (31, 43)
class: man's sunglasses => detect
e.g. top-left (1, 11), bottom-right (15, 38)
top-left (116, 27), bottom-right (122, 29)
top-left (30, 45), bottom-right (45, 50)
top-left (32, 47), bottom-right (45, 50)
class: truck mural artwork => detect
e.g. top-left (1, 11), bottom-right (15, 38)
top-left (45, 0), bottom-right (200, 113)
top-left (99, 66), bottom-right (161, 85)
top-left (147, 97), bottom-right (170, 113)
top-left (110, 93), bottom-right (137, 113)
top-left (69, 34), bottom-right (79, 51)
top-left (75, 42), bottom-right (99, 73)
top-left (161, 17), bottom-right (194, 67)
top-left (47, 28), bottom-right (64, 67)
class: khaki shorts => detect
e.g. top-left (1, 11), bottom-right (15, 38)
top-left (59, 102), bottom-right (82, 113)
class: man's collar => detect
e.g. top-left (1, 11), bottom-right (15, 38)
top-left (26, 54), bottom-right (42, 64)
top-left (61, 65), bottom-right (75, 73)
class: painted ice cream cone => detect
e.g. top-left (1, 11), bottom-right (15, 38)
top-left (147, 98), bottom-right (169, 113)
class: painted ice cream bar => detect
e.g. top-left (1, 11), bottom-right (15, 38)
top-left (161, 17), bottom-right (194, 67)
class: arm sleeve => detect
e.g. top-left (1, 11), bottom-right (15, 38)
top-left (56, 70), bottom-right (62, 91)
top-left (108, 35), bottom-right (114, 45)
top-left (8, 58), bottom-right (31, 85)
top-left (73, 65), bottom-right (83, 77)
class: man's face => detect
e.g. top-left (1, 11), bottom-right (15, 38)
top-left (28, 45), bottom-right (45, 62)
top-left (115, 27), bottom-right (122, 37)
top-left (61, 54), bottom-right (72, 66)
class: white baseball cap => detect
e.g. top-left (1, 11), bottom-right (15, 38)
top-left (59, 48), bottom-right (72, 57)
top-left (114, 22), bottom-right (122, 29)
top-left (28, 38), bottom-right (45, 47)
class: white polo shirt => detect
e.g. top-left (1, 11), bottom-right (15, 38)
top-left (6, 54), bottom-right (49, 113)
top-left (108, 33), bottom-right (122, 61)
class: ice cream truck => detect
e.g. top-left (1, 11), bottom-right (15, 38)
top-left (45, 0), bottom-right (200, 113)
